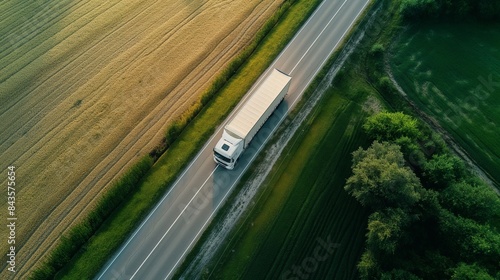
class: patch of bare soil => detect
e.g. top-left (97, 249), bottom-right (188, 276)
top-left (0, 0), bottom-right (284, 278)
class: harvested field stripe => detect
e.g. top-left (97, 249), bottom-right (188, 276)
top-left (0, 1), bottom-right (115, 83)
top-left (2, 0), bottom-right (218, 146)
top-left (0, 1), bottom-right (180, 124)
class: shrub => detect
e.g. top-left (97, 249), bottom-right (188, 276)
top-left (423, 154), bottom-right (466, 188)
top-left (370, 43), bottom-right (385, 57)
top-left (358, 249), bottom-right (381, 280)
top-left (440, 181), bottom-right (500, 223)
top-left (451, 263), bottom-right (495, 280)
top-left (363, 112), bottom-right (422, 142)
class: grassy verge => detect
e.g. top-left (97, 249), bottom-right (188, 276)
top-left (30, 0), bottom-right (323, 279)
top-left (389, 22), bottom-right (500, 188)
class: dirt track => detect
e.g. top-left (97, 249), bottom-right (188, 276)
top-left (0, 0), bottom-right (283, 277)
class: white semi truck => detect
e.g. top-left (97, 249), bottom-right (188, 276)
top-left (213, 68), bottom-right (291, 169)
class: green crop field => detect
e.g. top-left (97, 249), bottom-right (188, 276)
top-left (390, 22), bottom-right (500, 187)
top-left (209, 79), bottom-right (372, 279)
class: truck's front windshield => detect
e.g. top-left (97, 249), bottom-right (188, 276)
top-left (214, 150), bottom-right (232, 163)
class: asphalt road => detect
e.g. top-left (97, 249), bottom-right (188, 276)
top-left (97, 1), bottom-right (371, 279)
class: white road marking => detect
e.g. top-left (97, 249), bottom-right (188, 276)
top-left (295, 0), bottom-right (372, 107)
top-left (129, 167), bottom-right (218, 279)
top-left (289, 0), bottom-right (348, 75)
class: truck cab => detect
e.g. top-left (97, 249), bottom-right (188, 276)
top-left (213, 130), bottom-right (244, 170)
top-left (213, 68), bottom-right (291, 170)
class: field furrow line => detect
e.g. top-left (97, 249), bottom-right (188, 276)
top-left (4, 0), bottom-right (198, 272)
top-left (3, 1), bottom-right (79, 35)
top-left (267, 184), bottom-right (324, 274)
top-left (63, 0), bottom-right (282, 222)
top-left (0, 0), bottom-right (136, 105)
top-left (149, 1), bottom-right (210, 51)
top-left (264, 108), bottom-right (361, 278)
top-left (96, 0), bottom-right (282, 154)
top-left (0, 0), bottom-right (17, 13)
top-left (181, 0), bottom-right (275, 80)
top-left (162, 0), bottom-right (279, 115)
top-left (0, 3), bottom-right (40, 35)
top-left (45, 0), bottom-right (282, 264)
top-left (0, 1), bottom-right (172, 149)
top-left (0, 0), bottom-right (124, 90)
top-left (0, 0), bottom-right (189, 123)
top-left (0, 1), bottom-right (69, 36)
top-left (0, 1), bottom-right (122, 130)
top-left (0, 1), bottom-right (180, 147)
top-left (0, 0), bottom-right (87, 82)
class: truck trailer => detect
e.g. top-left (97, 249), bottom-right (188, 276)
top-left (213, 68), bottom-right (292, 169)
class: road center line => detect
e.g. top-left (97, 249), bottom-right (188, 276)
top-left (289, 0), bottom-right (348, 75)
top-left (130, 166), bottom-right (218, 279)
top-left (297, 0), bottom-right (372, 105)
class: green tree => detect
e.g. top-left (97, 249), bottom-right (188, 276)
top-left (451, 263), bottom-right (494, 280)
top-left (423, 153), bottom-right (466, 188)
top-left (395, 136), bottom-right (426, 168)
top-left (440, 181), bottom-right (500, 223)
top-left (439, 210), bottom-right (500, 264)
top-left (409, 250), bottom-right (454, 279)
top-left (363, 112), bottom-right (422, 142)
top-left (358, 249), bottom-right (381, 280)
top-left (345, 141), bottom-right (423, 210)
top-left (366, 208), bottom-right (412, 255)
top-left (381, 269), bottom-right (422, 280)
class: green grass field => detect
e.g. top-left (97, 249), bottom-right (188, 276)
top-left (390, 22), bottom-right (500, 187)
top-left (208, 72), bottom-right (373, 279)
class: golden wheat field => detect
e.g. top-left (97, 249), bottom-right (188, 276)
top-left (0, 0), bottom-right (283, 277)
